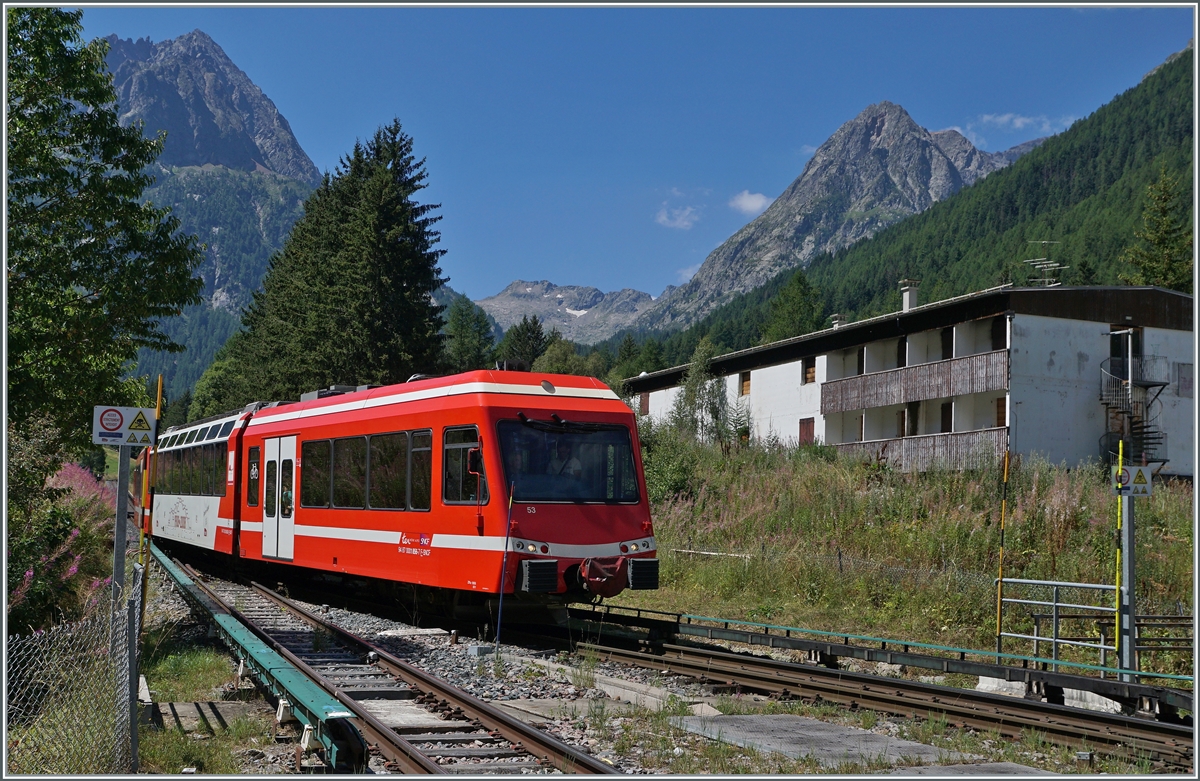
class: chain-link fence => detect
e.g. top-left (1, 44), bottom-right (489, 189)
top-left (6, 567), bottom-right (143, 775)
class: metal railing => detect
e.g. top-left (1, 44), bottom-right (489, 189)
top-left (998, 578), bottom-right (1117, 673)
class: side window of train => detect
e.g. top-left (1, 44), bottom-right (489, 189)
top-left (368, 432), bottom-right (408, 510)
top-left (247, 447), bottom-right (260, 506)
top-left (301, 440), bottom-right (331, 508)
top-left (265, 460), bottom-right (277, 517)
top-left (215, 444), bottom-right (227, 497)
top-left (410, 431), bottom-right (432, 511)
top-left (280, 460), bottom-right (294, 518)
top-left (443, 426), bottom-right (488, 505)
top-left (332, 437), bottom-right (367, 509)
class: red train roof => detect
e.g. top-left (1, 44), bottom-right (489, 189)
top-left (247, 370), bottom-right (626, 429)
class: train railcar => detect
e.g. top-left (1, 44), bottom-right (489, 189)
top-left (144, 371), bottom-right (659, 606)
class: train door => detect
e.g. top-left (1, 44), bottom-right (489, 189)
top-left (262, 436), bottom-right (296, 560)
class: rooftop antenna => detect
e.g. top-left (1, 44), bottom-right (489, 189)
top-left (1022, 240), bottom-right (1067, 287)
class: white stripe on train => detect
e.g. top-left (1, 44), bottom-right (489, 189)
top-left (227, 521), bottom-right (654, 557)
top-left (247, 381), bottom-right (620, 428)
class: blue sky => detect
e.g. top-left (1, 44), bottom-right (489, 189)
top-left (80, 6), bottom-right (1194, 302)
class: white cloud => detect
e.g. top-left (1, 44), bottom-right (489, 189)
top-left (978, 112), bottom-right (1075, 135)
top-left (942, 124), bottom-right (987, 149)
top-left (729, 190), bottom-right (773, 216)
top-left (676, 263), bottom-right (701, 282)
top-left (800, 144), bottom-right (819, 155)
top-left (656, 205), bottom-right (699, 230)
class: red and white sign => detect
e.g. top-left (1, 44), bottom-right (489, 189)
top-left (92, 405), bottom-right (157, 446)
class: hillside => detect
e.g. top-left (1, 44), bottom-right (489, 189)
top-left (631, 102), bottom-right (1044, 333)
top-left (638, 44), bottom-right (1192, 367)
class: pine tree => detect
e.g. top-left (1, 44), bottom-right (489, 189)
top-left (759, 269), bottom-right (825, 343)
top-left (196, 119), bottom-right (447, 406)
top-left (617, 334), bottom-right (639, 365)
top-left (443, 295), bottom-right (496, 372)
top-left (497, 315), bottom-right (549, 368)
top-left (1119, 165), bottom-right (1194, 292)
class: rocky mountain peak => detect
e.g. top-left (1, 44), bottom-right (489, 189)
top-left (475, 279), bottom-right (656, 344)
top-left (104, 30), bottom-right (320, 185)
top-left (633, 101), bottom-right (1044, 333)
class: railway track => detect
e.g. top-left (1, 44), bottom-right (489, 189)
top-left (581, 641), bottom-right (1194, 770)
top-left (180, 563), bottom-right (616, 774)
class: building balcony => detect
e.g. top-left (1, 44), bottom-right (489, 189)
top-left (822, 349), bottom-right (1009, 415)
top-left (832, 427), bottom-right (1008, 472)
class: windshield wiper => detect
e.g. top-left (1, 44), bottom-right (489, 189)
top-left (516, 412), bottom-right (617, 433)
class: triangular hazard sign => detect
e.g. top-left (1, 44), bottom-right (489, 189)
top-left (1133, 470), bottom-right (1148, 485)
top-left (127, 432), bottom-right (139, 443)
top-left (129, 410), bottom-right (153, 431)
top-left (140, 434), bottom-right (151, 443)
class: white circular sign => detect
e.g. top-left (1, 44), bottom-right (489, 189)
top-left (99, 408), bottom-right (124, 431)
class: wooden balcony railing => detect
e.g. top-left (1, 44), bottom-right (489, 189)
top-left (822, 349), bottom-right (1009, 415)
top-left (832, 427), bottom-right (1008, 472)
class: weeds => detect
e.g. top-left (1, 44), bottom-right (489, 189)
top-left (138, 715), bottom-right (273, 774)
top-left (570, 648), bottom-right (599, 690)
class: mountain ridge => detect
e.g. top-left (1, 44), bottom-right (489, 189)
top-left (630, 101), bottom-right (1045, 334)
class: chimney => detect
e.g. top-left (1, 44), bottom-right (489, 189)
top-left (831, 313), bottom-right (843, 329)
top-left (900, 279), bottom-right (920, 311)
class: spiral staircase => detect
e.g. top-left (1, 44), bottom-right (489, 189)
top-left (1099, 355), bottom-right (1169, 466)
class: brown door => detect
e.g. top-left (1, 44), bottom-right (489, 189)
top-left (798, 417), bottom-right (815, 445)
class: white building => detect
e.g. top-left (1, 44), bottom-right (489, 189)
top-left (628, 284), bottom-right (1194, 477)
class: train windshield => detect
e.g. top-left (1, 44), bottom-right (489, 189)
top-left (497, 419), bottom-right (639, 503)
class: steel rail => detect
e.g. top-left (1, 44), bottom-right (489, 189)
top-left (178, 564), bottom-right (444, 774)
top-left (247, 581), bottom-right (619, 775)
top-left (581, 642), bottom-right (1193, 769)
top-left (567, 604), bottom-right (1194, 715)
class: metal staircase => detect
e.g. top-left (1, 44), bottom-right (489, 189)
top-left (1099, 356), bottom-right (1169, 466)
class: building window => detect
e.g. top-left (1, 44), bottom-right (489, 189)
top-left (639, 392), bottom-right (649, 415)
top-left (798, 417), bottom-right (814, 445)
top-left (1175, 363), bottom-right (1193, 398)
top-left (995, 396), bottom-right (1007, 428)
top-left (991, 317), bottom-right (1007, 351)
top-left (906, 401), bottom-right (920, 436)
top-left (896, 336), bottom-right (907, 368)
top-left (856, 347), bottom-right (865, 376)
top-left (941, 402), bottom-right (953, 434)
top-left (858, 413), bottom-right (865, 442)
top-left (941, 328), bottom-right (954, 360)
top-left (802, 356), bottom-right (816, 385)
top-left (896, 409), bottom-right (907, 438)
top-left (739, 371), bottom-right (751, 396)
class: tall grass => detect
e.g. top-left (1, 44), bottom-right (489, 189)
top-left (621, 425), bottom-right (1193, 670)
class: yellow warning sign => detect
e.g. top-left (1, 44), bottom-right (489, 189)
top-left (127, 432), bottom-right (140, 443)
top-left (1133, 470), bottom-right (1148, 485)
top-left (140, 434), bottom-right (151, 444)
top-left (129, 410), bottom-right (153, 431)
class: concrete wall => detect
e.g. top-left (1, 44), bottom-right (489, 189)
top-left (1009, 313), bottom-right (1112, 469)
top-left (743, 359), bottom-right (824, 444)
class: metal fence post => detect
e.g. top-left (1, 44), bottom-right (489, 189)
top-left (126, 596), bottom-right (139, 772)
top-left (1052, 585), bottom-right (1060, 673)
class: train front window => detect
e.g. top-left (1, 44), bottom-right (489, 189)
top-left (497, 420), bottom-right (639, 503)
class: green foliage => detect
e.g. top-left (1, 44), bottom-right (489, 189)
top-left (666, 337), bottom-right (747, 452)
top-left (623, 437), bottom-right (1192, 662)
top-left (1118, 164), bottom-right (1194, 291)
top-left (7, 417), bottom-right (117, 632)
top-left (163, 388), bottom-right (193, 428)
top-left (497, 315), bottom-right (549, 367)
top-left (135, 166), bottom-right (313, 400)
top-left (6, 7), bottom-right (204, 449)
top-left (443, 294), bottom-right (496, 372)
top-left (759, 268), bottom-right (826, 344)
top-left (193, 119), bottom-right (448, 408)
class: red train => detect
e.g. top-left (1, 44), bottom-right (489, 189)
top-left (139, 371), bottom-right (658, 610)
